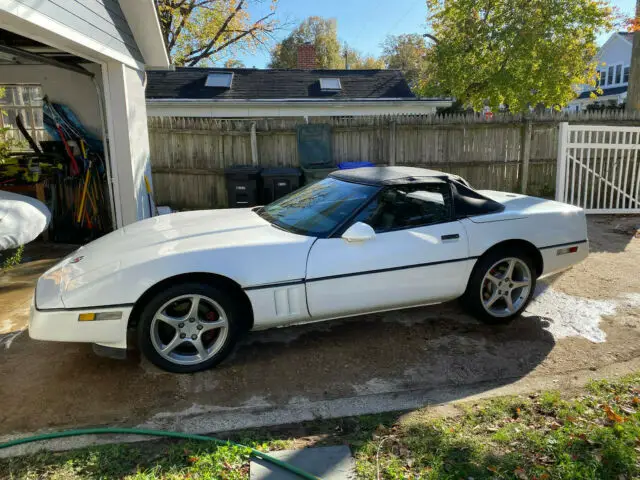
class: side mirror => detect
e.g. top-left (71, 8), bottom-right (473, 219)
top-left (341, 222), bottom-right (376, 243)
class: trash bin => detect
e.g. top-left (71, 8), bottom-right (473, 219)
top-left (224, 165), bottom-right (262, 208)
top-left (338, 161), bottom-right (375, 169)
top-left (302, 167), bottom-right (338, 185)
top-left (261, 167), bottom-right (302, 204)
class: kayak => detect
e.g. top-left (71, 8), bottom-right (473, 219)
top-left (0, 190), bottom-right (50, 250)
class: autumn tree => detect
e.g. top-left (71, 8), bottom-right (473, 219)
top-left (419, 0), bottom-right (615, 111)
top-left (381, 34), bottom-right (428, 88)
top-left (343, 46), bottom-right (385, 69)
top-left (155, 0), bottom-right (279, 66)
top-left (626, 0), bottom-right (640, 111)
top-left (269, 16), bottom-right (342, 68)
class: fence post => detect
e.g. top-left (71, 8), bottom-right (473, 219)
top-left (555, 122), bottom-right (569, 202)
top-left (250, 122), bottom-right (258, 165)
top-left (520, 118), bottom-right (532, 194)
top-left (389, 119), bottom-right (396, 165)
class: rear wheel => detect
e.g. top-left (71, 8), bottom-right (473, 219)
top-left (461, 248), bottom-right (537, 324)
top-left (137, 282), bottom-right (239, 373)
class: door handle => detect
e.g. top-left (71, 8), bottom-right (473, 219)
top-left (441, 234), bottom-right (460, 241)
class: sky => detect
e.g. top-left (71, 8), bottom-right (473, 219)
top-left (232, 0), bottom-right (637, 69)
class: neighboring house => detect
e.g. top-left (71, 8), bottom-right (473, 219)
top-left (567, 32), bottom-right (633, 112)
top-left (0, 0), bottom-right (170, 228)
top-left (146, 45), bottom-right (451, 118)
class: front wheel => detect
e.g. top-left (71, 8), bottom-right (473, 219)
top-left (461, 249), bottom-right (537, 324)
top-left (137, 283), bottom-right (239, 373)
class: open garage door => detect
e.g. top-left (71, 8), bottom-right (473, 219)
top-left (0, 29), bottom-right (117, 242)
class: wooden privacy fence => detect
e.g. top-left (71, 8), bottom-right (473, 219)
top-left (148, 110), bottom-right (640, 210)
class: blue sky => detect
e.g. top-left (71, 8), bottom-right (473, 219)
top-left (233, 0), bottom-right (637, 68)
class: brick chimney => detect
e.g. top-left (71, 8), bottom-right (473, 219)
top-left (297, 42), bottom-right (316, 69)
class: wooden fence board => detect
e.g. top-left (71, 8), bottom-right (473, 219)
top-left (148, 112), bottom-right (640, 209)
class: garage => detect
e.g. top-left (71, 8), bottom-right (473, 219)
top-left (0, 1), bottom-right (169, 239)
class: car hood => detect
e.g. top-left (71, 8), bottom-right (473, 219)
top-left (75, 208), bottom-right (276, 267)
top-left (36, 208), bottom-right (297, 309)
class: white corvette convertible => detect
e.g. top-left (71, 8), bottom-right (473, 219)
top-left (30, 167), bottom-right (588, 373)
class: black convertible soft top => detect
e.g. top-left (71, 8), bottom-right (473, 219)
top-left (329, 166), bottom-right (505, 217)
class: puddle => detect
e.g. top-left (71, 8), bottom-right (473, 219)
top-left (525, 283), bottom-right (639, 343)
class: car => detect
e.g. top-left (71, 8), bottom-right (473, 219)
top-left (29, 167), bottom-right (589, 373)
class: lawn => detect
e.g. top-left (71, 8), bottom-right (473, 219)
top-left (1, 374), bottom-right (639, 479)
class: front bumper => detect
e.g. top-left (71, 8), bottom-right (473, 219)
top-left (29, 298), bottom-right (132, 349)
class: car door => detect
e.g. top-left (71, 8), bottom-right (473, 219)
top-left (305, 181), bottom-right (473, 319)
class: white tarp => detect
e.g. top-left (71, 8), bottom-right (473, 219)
top-left (0, 190), bottom-right (51, 250)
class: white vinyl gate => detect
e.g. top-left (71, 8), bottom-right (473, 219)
top-left (556, 122), bottom-right (640, 213)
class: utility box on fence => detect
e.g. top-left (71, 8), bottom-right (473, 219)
top-left (261, 167), bottom-right (302, 204)
top-left (224, 165), bottom-right (262, 208)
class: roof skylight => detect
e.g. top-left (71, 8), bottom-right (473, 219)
top-left (205, 72), bottom-right (233, 88)
top-left (319, 78), bottom-right (342, 91)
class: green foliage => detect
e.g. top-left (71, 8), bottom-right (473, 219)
top-left (419, 0), bottom-right (616, 112)
top-left (1, 245), bottom-right (24, 271)
top-left (344, 46), bottom-right (385, 70)
top-left (381, 34), bottom-right (429, 89)
top-left (154, 0), bottom-right (279, 66)
top-left (269, 16), bottom-right (343, 69)
top-left (0, 440), bottom-right (252, 479)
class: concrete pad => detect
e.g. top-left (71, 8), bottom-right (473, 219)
top-left (250, 445), bottom-right (355, 480)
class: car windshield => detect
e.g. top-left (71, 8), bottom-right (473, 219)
top-left (256, 177), bottom-right (379, 237)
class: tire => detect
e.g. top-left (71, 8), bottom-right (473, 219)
top-left (460, 247), bottom-right (537, 325)
top-left (137, 282), bottom-right (240, 373)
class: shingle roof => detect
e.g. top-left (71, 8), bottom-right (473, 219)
top-left (146, 67), bottom-right (417, 100)
top-left (578, 85), bottom-right (627, 99)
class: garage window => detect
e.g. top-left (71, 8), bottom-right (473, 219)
top-left (0, 84), bottom-right (45, 144)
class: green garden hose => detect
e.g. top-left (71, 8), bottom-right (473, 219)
top-left (0, 427), bottom-right (320, 480)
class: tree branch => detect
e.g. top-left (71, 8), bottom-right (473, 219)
top-left (185, 8), bottom-right (276, 65)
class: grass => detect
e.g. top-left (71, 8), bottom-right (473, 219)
top-left (1, 374), bottom-right (639, 479)
top-left (1, 245), bottom-right (24, 272)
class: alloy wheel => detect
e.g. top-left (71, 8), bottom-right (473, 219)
top-left (480, 257), bottom-right (532, 318)
top-left (150, 294), bottom-right (229, 365)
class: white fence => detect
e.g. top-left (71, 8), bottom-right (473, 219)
top-left (556, 122), bottom-right (640, 213)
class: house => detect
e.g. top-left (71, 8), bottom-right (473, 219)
top-left (145, 45), bottom-right (451, 118)
top-left (567, 32), bottom-right (633, 112)
top-left (0, 0), bottom-right (170, 229)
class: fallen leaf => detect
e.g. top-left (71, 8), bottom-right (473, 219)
top-left (187, 456), bottom-right (199, 463)
top-left (514, 467), bottom-right (527, 479)
top-left (633, 397), bottom-right (640, 405)
top-left (603, 405), bottom-right (625, 423)
top-left (540, 474), bottom-right (550, 480)
top-left (550, 421), bottom-right (562, 430)
top-left (566, 415), bottom-right (577, 423)
top-left (486, 427), bottom-right (499, 432)
top-left (620, 406), bottom-right (636, 415)
top-left (487, 465), bottom-right (498, 473)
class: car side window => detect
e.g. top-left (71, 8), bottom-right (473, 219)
top-left (353, 183), bottom-right (453, 233)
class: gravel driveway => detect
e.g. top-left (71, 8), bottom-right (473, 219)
top-left (1, 216), bottom-right (639, 441)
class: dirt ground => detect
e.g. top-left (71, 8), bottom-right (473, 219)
top-left (0, 216), bottom-right (639, 442)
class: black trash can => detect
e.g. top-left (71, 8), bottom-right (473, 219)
top-left (224, 165), bottom-right (262, 208)
top-left (261, 167), bottom-right (302, 204)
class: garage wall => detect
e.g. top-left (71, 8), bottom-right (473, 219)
top-left (103, 61), bottom-right (153, 226)
top-left (3, 0), bottom-right (143, 63)
top-left (0, 63), bottom-right (103, 135)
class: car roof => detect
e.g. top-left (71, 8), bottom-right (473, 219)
top-left (329, 166), bottom-right (452, 186)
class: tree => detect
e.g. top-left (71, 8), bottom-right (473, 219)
top-left (419, 0), bottom-right (615, 112)
top-left (269, 16), bottom-right (342, 68)
top-left (343, 45), bottom-right (385, 69)
top-left (155, 0), bottom-right (279, 66)
top-left (626, 1), bottom-right (640, 111)
top-left (381, 34), bottom-right (428, 88)
top-left (224, 58), bottom-right (246, 68)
